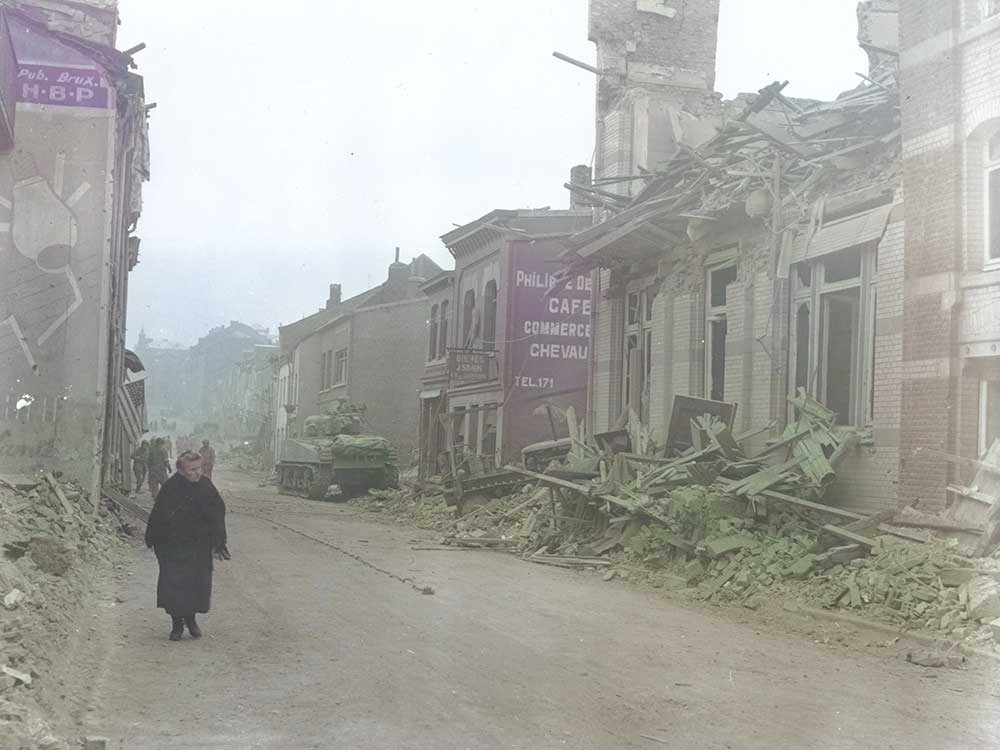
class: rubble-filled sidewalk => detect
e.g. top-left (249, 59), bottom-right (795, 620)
top-left (0, 474), bottom-right (130, 750)
top-left (356, 395), bottom-right (1000, 659)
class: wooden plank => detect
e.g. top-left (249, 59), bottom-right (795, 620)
top-left (44, 473), bottom-right (74, 515)
top-left (503, 464), bottom-right (592, 495)
top-left (759, 489), bottom-right (866, 521)
top-left (947, 484), bottom-right (995, 507)
top-left (821, 524), bottom-right (876, 548)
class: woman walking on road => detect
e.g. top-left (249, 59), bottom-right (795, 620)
top-left (145, 450), bottom-right (230, 641)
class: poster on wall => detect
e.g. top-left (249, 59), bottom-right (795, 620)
top-left (504, 239), bottom-right (592, 457)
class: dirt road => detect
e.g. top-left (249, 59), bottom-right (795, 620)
top-left (62, 469), bottom-right (1000, 749)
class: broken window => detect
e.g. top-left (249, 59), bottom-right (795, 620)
top-left (706, 263), bottom-right (735, 402)
top-left (980, 381), bottom-right (1000, 456)
top-left (622, 287), bottom-right (654, 417)
top-left (789, 242), bottom-right (876, 426)
top-left (483, 280), bottom-right (497, 350)
top-left (438, 301), bottom-right (449, 359)
top-left (428, 304), bottom-right (439, 361)
top-left (320, 351), bottom-right (329, 390)
top-left (333, 348), bottom-right (348, 385)
top-left (480, 403), bottom-right (498, 467)
top-left (794, 303), bottom-right (811, 393)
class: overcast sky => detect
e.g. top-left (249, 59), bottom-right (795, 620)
top-left (119, 0), bottom-right (866, 348)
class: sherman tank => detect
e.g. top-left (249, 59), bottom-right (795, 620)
top-left (276, 402), bottom-right (399, 501)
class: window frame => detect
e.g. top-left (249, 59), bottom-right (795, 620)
top-left (438, 300), bottom-right (449, 359)
top-left (428, 304), bottom-right (439, 362)
top-left (789, 242), bottom-right (877, 427)
top-left (332, 348), bottom-right (349, 386)
top-left (483, 280), bottom-right (498, 350)
top-left (986, 132), bottom-right (1000, 267)
top-left (704, 253), bottom-right (737, 403)
top-left (622, 287), bottom-right (654, 417)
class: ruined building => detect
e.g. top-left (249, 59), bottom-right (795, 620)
top-left (557, 0), bottom-right (1000, 514)
top-left (0, 0), bottom-right (150, 498)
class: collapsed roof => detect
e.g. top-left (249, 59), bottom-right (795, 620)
top-left (560, 63), bottom-right (901, 275)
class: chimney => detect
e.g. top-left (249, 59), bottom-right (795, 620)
top-left (326, 283), bottom-right (342, 310)
top-left (386, 247), bottom-right (411, 300)
top-left (570, 164), bottom-right (593, 209)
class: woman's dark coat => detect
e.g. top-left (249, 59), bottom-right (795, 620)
top-left (144, 474), bottom-right (227, 616)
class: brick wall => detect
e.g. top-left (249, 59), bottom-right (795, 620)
top-left (827, 209), bottom-right (905, 512)
top-left (897, 0), bottom-right (963, 508)
top-left (588, 0), bottom-right (720, 84)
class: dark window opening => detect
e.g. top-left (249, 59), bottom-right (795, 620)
top-left (624, 333), bottom-right (639, 409)
top-left (710, 265), bottom-right (737, 308)
top-left (438, 301), bottom-right (449, 359)
top-left (428, 304), bottom-right (439, 360)
top-left (822, 288), bottom-right (860, 425)
top-left (645, 286), bottom-right (655, 322)
top-left (824, 246), bottom-right (862, 283)
top-left (483, 281), bottom-right (498, 349)
top-left (796, 263), bottom-right (811, 289)
top-left (462, 290), bottom-right (476, 345)
top-left (795, 304), bottom-right (811, 393)
top-left (627, 292), bottom-right (641, 326)
top-left (710, 318), bottom-right (727, 402)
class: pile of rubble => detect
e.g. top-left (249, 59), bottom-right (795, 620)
top-left (0, 473), bottom-right (127, 750)
top-left (362, 393), bottom-right (1000, 652)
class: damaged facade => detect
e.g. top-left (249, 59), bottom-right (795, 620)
top-left (417, 209), bottom-right (593, 477)
top-left (274, 252), bottom-right (442, 467)
top-left (555, 0), bottom-right (1000, 515)
top-left (0, 0), bottom-right (150, 500)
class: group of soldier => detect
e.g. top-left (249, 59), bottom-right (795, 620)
top-left (131, 436), bottom-right (216, 497)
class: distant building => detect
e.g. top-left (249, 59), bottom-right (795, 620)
top-left (188, 321), bottom-right (273, 433)
top-left (275, 251), bottom-right (443, 467)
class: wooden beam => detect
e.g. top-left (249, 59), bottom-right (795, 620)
top-left (759, 489), bottom-right (866, 521)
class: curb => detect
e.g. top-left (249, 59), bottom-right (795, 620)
top-left (785, 602), bottom-right (1000, 663)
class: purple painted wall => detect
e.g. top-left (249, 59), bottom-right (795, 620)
top-left (503, 239), bottom-right (592, 457)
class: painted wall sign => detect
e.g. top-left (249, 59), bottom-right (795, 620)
top-left (507, 242), bottom-right (592, 395)
top-left (17, 64), bottom-right (111, 108)
top-left (502, 239), bottom-right (593, 460)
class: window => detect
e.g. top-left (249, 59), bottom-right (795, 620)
top-left (980, 381), bottom-right (1000, 457)
top-left (623, 287), bottom-right (655, 417)
top-left (333, 348), bottom-right (348, 385)
top-left (985, 0), bottom-right (1000, 19)
top-left (988, 131), bottom-right (1000, 263)
top-left (462, 289), bottom-right (477, 346)
top-left (789, 242), bottom-right (877, 426)
top-left (483, 280), bottom-right (498, 350)
top-left (480, 403), bottom-right (498, 462)
top-left (706, 263), bottom-right (736, 402)
top-left (438, 301), bottom-right (449, 359)
top-left (428, 304), bottom-right (439, 361)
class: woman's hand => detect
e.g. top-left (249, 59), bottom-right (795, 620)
top-left (214, 544), bottom-right (231, 561)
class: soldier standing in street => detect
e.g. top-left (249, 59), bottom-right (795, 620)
top-left (147, 437), bottom-right (170, 498)
top-left (199, 439), bottom-right (216, 479)
top-left (145, 450), bottom-right (229, 641)
top-left (131, 440), bottom-right (149, 495)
